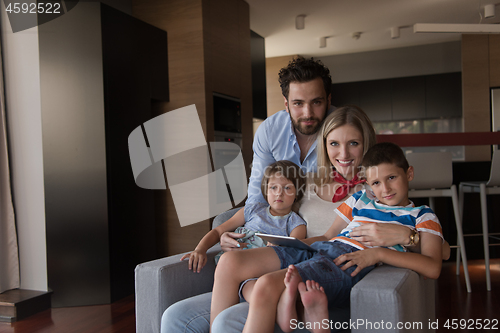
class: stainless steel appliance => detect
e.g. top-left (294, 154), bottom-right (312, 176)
top-left (213, 92), bottom-right (241, 137)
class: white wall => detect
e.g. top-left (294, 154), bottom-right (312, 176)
top-left (1, 3), bottom-right (48, 291)
top-left (319, 41), bottom-right (462, 83)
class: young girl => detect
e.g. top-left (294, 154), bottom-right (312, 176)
top-left (180, 160), bottom-right (307, 273)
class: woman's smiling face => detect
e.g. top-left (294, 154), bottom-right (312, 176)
top-left (326, 124), bottom-right (364, 180)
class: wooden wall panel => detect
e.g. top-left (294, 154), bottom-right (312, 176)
top-left (207, 0), bottom-right (240, 98)
top-left (266, 55), bottom-right (297, 117)
top-left (461, 35), bottom-right (491, 161)
top-left (236, 0), bottom-right (254, 179)
top-left (251, 31), bottom-right (267, 120)
top-left (133, 0), bottom-right (205, 111)
top-left (133, 0), bottom-right (252, 256)
top-left (490, 34), bottom-right (500, 88)
top-left (133, 0), bottom-right (210, 256)
top-left (205, 0), bottom-right (253, 177)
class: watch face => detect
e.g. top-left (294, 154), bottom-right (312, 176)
top-left (414, 232), bottom-right (420, 245)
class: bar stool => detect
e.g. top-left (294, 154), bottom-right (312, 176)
top-left (406, 152), bottom-right (472, 293)
top-left (459, 150), bottom-right (500, 291)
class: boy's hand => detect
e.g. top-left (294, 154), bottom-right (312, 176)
top-left (350, 224), bottom-right (411, 247)
top-left (180, 250), bottom-right (207, 273)
top-left (333, 248), bottom-right (380, 277)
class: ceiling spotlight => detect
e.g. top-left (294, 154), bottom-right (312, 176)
top-left (485, 4), bottom-right (495, 18)
top-left (391, 27), bottom-right (400, 39)
top-left (296, 15), bottom-right (306, 30)
top-left (319, 37), bottom-right (327, 48)
top-left (352, 32), bottom-right (362, 40)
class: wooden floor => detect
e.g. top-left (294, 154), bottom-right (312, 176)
top-left (0, 259), bottom-right (498, 333)
top-left (0, 295), bottom-right (135, 333)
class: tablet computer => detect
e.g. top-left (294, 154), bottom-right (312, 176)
top-left (255, 233), bottom-right (316, 252)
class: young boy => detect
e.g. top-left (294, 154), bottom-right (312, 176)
top-left (211, 142), bottom-right (445, 333)
top-left (275, 142), bottom-right (446, 333)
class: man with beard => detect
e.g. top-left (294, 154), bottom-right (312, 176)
top-left (246, 57), bottom-right (333, 205)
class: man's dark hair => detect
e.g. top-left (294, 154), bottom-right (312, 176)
top-left (361, 142), bottom-right (409, 172)
top-left (278, 57), bottom-right (332, 99)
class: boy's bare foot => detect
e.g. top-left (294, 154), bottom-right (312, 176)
top-left (299, 280), bottom-right (329, 333)
top-left (276, 265), bottom-right (302, 332)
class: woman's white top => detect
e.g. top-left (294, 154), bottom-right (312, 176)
top-left (298, 187), bottom-right (342, 237)
top-left (298, 174), bottom-right (369, 238)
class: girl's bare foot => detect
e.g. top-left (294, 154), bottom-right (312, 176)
top-left (276, 265), bottom-right (302, 332)
top-left (299, 280), bottom-right (329, 333)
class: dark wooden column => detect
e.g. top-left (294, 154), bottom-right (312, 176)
top-left (39, 3), bottom-right (168, 307)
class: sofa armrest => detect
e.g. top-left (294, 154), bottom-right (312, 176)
top-left (135, 244), bottom-right (221, 333)
top-left (351, 265), bottom-right (435, 333)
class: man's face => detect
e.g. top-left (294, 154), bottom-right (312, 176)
top-left (284, 77), bottom-right (330, 136)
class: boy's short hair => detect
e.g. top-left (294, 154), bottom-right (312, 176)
top-left (261, 160), bottom-right (306, 204)
top-left (361, 142), bottom-right (409, 172)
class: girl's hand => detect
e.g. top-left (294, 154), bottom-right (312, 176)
top-left (333, 248), bottom-right (381, 277)
top-left (220, 232), bottom-right (248, 252)
top-left (180, 250), bottom-right (207, 273)
top-left (349, 223), bottom-right (411, 247)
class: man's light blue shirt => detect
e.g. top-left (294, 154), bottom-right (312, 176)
top-left (246, 108), bottom-right (333, 204)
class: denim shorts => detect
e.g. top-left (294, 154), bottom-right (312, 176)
top-left (272, 241), bottom-right (375, 308)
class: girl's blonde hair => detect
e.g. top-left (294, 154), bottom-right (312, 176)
top-left (261, 160), bottom-right (306, 212)
top-left (314, 105), bottom-right (376, 186)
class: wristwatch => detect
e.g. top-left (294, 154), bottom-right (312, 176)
top-left (407, 229), bottom-right (420, 246)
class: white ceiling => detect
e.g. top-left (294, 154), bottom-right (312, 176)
top-left (246, 0), bottom-right (500, 58)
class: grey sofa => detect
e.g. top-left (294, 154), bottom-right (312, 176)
top-left (135, 217), bottom-right (436, 333)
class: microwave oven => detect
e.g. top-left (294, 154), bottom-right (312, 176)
top-left (213, 92), bottom-right (241, 134)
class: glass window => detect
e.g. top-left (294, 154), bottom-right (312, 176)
top-left (373, 117), bottom-right (464, 160)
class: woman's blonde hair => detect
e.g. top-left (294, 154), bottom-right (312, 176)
top-left (314, 105), bottom-right (376, 186)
